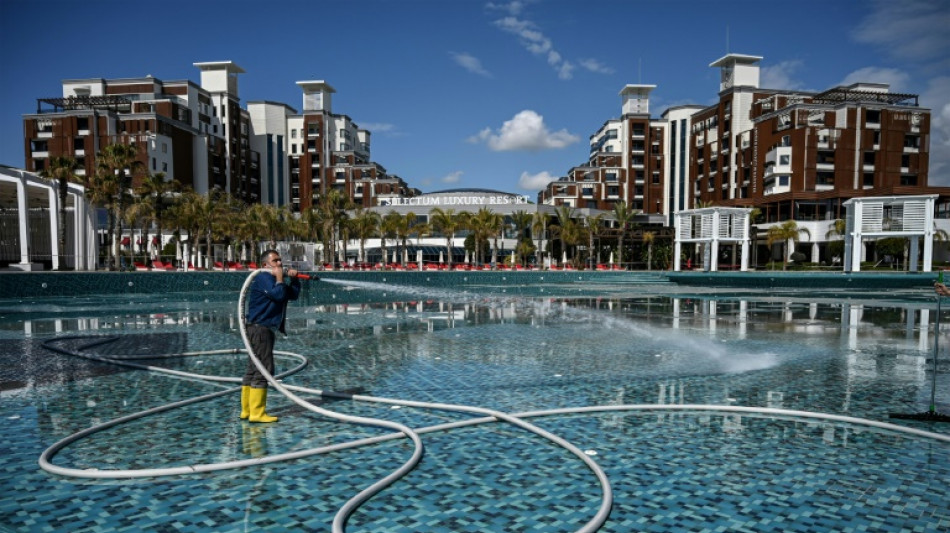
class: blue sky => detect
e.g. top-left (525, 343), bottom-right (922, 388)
top-left (2, 0), bottom-right (948, 192)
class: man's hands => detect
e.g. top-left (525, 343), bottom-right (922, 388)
top-left (270, 265), bottom-right (298, 283)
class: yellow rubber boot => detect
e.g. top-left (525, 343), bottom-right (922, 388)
top-left (240, 386), bottom-right (251, 419)
top-left (248, 387), bottom-right (278, 423)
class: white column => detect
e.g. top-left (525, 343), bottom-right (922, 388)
top-left (849, 202), bottom-right (862, 272)
top-left (710, 212), bottom-right (720, 272)
top-left (48, 185), bottom-right (61, 270)
top-left (673, 214), bottom-right (682, 271)
top-left (740, 212), bottom-right (750, 271)
top-left (72, 191), bottom-right (88, 270)
top-left (16, 175), bottom-right (30, 266)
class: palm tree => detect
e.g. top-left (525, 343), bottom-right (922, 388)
top-left (612, 201), bottom-right (638, 270)
top-left (531, 210), bottom-right (549, 266)
top-left (487, 211), bottom-right (504, 267)
top-left (469, 208), bottom-right (498, 266)
top-left (510, 210), bottom-right (533, 267)
top-left (429, 207), bottom-right (463, 269)
top-left (585, 213), bottom-right (606, 269)
top-left (135, 172), bottom-right (180, 261)
top-left (549, 206), bottom-right (581, 267)
top-left (167, 189), bottom-right (203, 268)
top-left (40, 156), bottom-right (81, 270)
top-left (96, 144), bottom-right (145, 269)
top-left (410, 219), bottom-right (430, 266)
top-left (95, 143), bottom-right (144, 270)
top-left (766, 220), bottom-right (811, 270)
top-left (123, 197), bottom-right (154, 267)
top-left (380, 211), bottom-right (402, 266)
top-left (642, 231), bottom-right (656, 271)
top-left (395, 212), bottom-right (416, 266)
top-left (350, 208), bottom-right (381, 264)
top-left (315, 190), bottom-right (352, 268)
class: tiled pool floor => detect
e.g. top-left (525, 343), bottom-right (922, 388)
top-left (1, 279), bottom-right (949, 532)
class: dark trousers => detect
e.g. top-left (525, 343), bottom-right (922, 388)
top-left (243, 324), bottom-right (275, 388)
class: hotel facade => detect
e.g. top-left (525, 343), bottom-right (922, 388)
top-left (8, 53), bottom-right (948, 269)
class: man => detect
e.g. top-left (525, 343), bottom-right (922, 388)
top-left (241, 250), bottom-right (301, 423)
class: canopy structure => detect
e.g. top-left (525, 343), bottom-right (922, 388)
top-left (673, 207), bottom-right (752, 272)
top-left (842, 195), bottom-right (938, 273)
top-left (0, 165), bottom-right (98, 271)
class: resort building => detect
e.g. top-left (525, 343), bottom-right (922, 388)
top-left (21, 61), bottom-right (412, 214)
top-left (10, 54), bottom-right (950, 270)
top-left (540, 53), bottom-right (948, 265)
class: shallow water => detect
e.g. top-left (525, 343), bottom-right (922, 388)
top-left (1, 277), bottom-right (948, 532)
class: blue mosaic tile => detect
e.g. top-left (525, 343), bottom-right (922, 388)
top-left (0, 273), bottom-right (948, 532)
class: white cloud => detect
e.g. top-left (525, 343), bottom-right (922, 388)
top-left (556, 60), bottom-right (575, 81)
top-left (441, 171), bottom-right (463, 184)
top-left (467, 110), bottom-right (579, 151)
top-left (921, 76), bottom-right (950, 185)
top-left (492, 15), bottom-right (574, 80)
top-left (851, 1), bottom-right (950, 185)
top-left (518, 170), bottom-right (558, 191)
top-left (839, 67), bottom-right (910, 92)
top-left (485, 1), bottom-right (526, 17)
top-left (359, 122), bottom-right (398, 135)
top-left (851, 0), bottom-right (950, 64)
top-left (578, 58), bottom-right (615, 75)
top-left (450, 52), bottom-right (492, 77)
top-left (760, 60), bottom-right (806, 90)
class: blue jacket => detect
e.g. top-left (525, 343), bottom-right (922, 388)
top-left (246, 272), bottom-right (300, 333)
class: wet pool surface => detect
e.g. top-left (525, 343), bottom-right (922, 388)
top-left (1, 273), bottom-right (948, 532)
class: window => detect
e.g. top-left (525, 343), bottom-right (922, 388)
top-left (864, 152), bottom-right (876, 165)
top-left (162, 143), bottom-right (167, 153)
top-left (162, 162), bottom-right (168, 172)
top-left (779, 155), bottom-right (790, 165)
top-left (291, 129), bottom-right (297, 139)
top-left (866, 109), bottom-right (880, 123)
top-left (152, 158), bottom-right (156, 170)
top-left (863, 173), bottom-right (874, 187)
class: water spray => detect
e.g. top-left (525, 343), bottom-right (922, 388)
top-left (890, 270), bottom-right (950, 423)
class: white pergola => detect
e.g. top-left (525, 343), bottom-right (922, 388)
top-left (0, 166), bottom-right (98, 271)
top-left (842, 195), bottom-right (937, 273)
top-left (673, 207), bottom-right (752, 272)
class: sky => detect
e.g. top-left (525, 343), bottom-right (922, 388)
top-left (1, 0), bottom-right (949, 193)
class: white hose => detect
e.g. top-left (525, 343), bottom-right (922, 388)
top-left (236, 269), bottom-right (426, 533)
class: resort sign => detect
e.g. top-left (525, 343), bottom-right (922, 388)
top-left (381, 195), bottom-right (531, 207)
